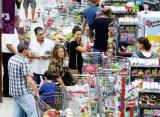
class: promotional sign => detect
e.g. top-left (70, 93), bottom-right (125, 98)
top-left (2, 0), bottom-right (15, 33)
top-left (145, 18), bottom-right (160, 36)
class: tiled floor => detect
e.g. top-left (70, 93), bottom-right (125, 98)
top-left (0, 97), bottom-right (13, 117)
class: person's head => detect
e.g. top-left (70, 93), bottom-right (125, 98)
top-left (14, 15), bottom-right (21, 28)
top-left (136, 37), bottom-right (151, 51)
top-left (88, 0), bottom-right (99, 6)
top-left (103, 6), bottom-right (112, 17)
top-left (34, 27), bottom-right (45, 43)
top-left (44, 70), bottom-right (59, 82)
top-left (17, 40), bottom-right (29, 56)
top-left (72, 26), bottom-right (82, 41)
top-left (51, 44), bottom-right (67, 60)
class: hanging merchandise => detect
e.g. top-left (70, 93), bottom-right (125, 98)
top-left (18, 20), bottom-right (31, 41)
top-left (107, 26), bottom-right (116, 57)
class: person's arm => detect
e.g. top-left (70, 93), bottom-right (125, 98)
top-left (6, 44), bottom-right (17, 54)
top-left (22, 60), bottom-right (39, 97)
top-left (56, 76), bottom-right (65, 88)
top-left (27, 75), bottom-right (39, 97)
top-left (82, 19), bottom-right (87, 34)
top-left (72, 41), bottom-right (86, 53)
top-left (75, 45), bottom-right (87, 53)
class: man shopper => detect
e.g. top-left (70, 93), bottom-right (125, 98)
top-left (2, 15), bottom-right (20, 97)
top-left (8, 41), bottom-right (39, 117)
top-left (29, 27), bottom-right (54, 84)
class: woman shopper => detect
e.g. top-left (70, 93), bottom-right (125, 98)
top-left (68, 26), bottom-right (87, 74)
top-left (132, 37), bottom-right (158, 58)
top-left (48, 44), bottom-right (76, 87)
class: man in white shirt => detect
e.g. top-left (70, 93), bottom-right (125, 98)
top-left (2, 15), bottom-right (20, 97)
top-left (29, 27), bottom-right (55, 84)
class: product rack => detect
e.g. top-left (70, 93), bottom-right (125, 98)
top-left (138, 89), bottom-right (160, 117)
top-left (116, 19), bottom-right (137, 57)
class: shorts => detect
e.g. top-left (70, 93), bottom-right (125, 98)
top-left (23, 0), bottom-right (36, 9)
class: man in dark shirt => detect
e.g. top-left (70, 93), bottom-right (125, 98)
top-left (82, 0), bottom-right (101, 39)
top-left (90, 6), bottom-right (113, 52)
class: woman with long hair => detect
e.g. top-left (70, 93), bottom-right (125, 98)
top-left (48, 44), bottom-right (76, 87)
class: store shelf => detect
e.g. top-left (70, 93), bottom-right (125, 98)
top-left (139, 104), bottom-right (160, 109)
top-left (118, 51), bottom-right (133, 55)
top-left (118, 41), bottom-right (135, 45)
top-left (131, 65), bottom-right (160, 68)
top-left (139, 89), bottom-right (160, 93)
top-left (105, 0), bottom-right (128, 3)
top-left (130, 76), bottom-right (160, 79)
top-left (119, 22), bottom-right (137, 26)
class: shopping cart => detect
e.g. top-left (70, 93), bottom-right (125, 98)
top-left (96, 69), bottom-right (121, 117)
top-left (36, 87), bottom-right (68, 117)
top-left (66, 74), bottom-right (98, 117)
top-left (96, 57), bottom-right (130, 117)
top-left (82, 52), bottom-right (104, 74)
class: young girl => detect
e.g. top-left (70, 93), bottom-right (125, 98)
top-left (68, 26), bottom-right (87, 74)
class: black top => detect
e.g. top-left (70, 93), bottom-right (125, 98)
top-left (90, 17), bottom-right (113, 51)
top-left (68, 41), bottom-right (83, 73)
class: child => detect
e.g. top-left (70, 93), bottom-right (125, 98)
top-left (39, 70), bottom-right (58, 106)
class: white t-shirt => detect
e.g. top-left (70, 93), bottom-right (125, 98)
top-left (29, 38), bottom-right (55, 74)
top-left (2, 29), bottom-right (19, 53)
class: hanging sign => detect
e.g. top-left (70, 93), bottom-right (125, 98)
top-left (2, 0), bottom-right (15, 33)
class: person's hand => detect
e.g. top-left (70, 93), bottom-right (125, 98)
top-left (41, 55), bottom-right (47, 59)
top-left (64, 86), bottom-right (71, 93)
top-left (35, 55), bottom-right (41, 59)
top-left (35, 92), bottom-right (39, 98)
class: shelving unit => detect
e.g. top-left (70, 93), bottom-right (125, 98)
top-left (129, 65), bottom-right (160, 82)
top-left (138, 89), bottom-right (160, 116)
top-left (116, 18), bottom-right (137, 57)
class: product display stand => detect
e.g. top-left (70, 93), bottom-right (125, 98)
top-left (127, 58), bottom-right (160, 117)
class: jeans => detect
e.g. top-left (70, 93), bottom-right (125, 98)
top-left (13, 94), bottom-right (38, 117)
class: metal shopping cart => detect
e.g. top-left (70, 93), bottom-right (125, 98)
top-left (66, 74), bottom-right (98, 117)
top-left (36, 87), bottom-right (68, 117)
top-left (96, 57), bottom-right (130, 117)
top-left (82, 52), bottom-right (104, 74)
